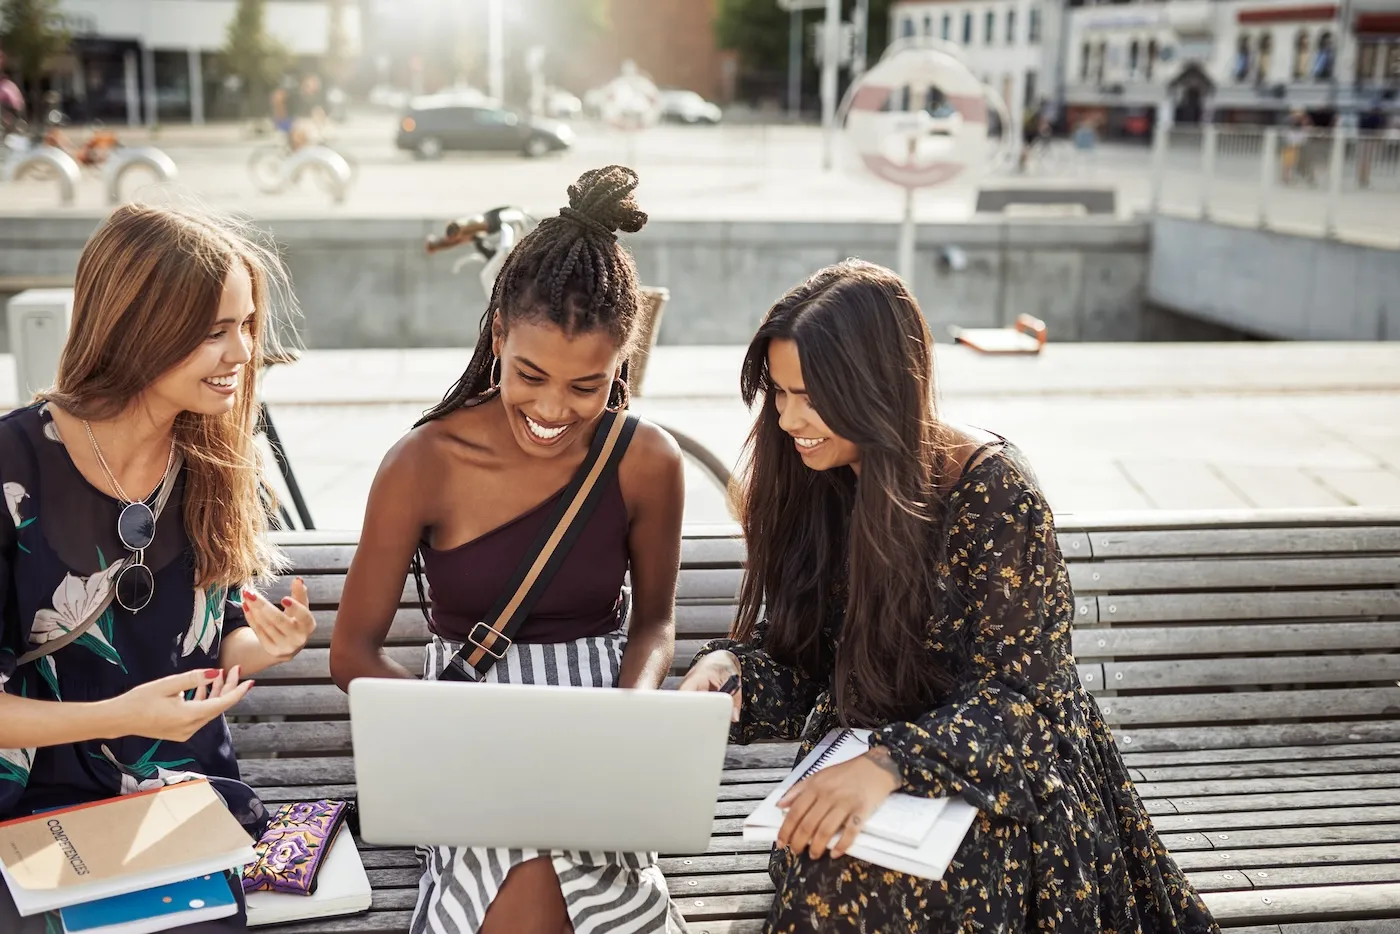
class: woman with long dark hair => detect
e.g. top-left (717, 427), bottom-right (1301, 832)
top-left (330, 166), bottom-right (688, 934)
top-left (680, 260), bottom-right (1218, 933)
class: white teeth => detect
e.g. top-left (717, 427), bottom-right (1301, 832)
top-left (205, 375), bottom-right (237, 388)
top-left (795, 437), bottom-right (825, 448)
top-left (524, 415), bottom-right (568, 441)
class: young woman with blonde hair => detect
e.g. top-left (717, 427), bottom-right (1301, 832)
top-left (0, 204), bottom-right (318, 931)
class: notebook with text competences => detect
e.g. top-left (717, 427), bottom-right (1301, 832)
top-left (0, 779), bottom-right (255, 917)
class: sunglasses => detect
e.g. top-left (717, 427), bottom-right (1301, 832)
top-left (115, 500), bottom-right (157, 612)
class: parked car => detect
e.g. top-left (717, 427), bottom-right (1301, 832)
top-left (396, 102), bottom-right (573, 159)
top-left (544, 88), bottom-right (583, 120)
top-left (659, 89), bottom-right (722, 125)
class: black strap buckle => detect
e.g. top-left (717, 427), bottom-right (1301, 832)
top-left (467, 621), bottom-right (511, 660)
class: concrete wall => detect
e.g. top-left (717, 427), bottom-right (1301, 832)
top-left (0, 216), bottom-right (1151, 350)
top-left (1148, 216), bottom-right (1400, 341)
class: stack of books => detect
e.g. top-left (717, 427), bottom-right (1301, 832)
top-left (0, 780), bottom-right (255, 933)
top-left (743, 728), bottom-right (980, 880)
top-left (0, 779), bottom-right (373, 932)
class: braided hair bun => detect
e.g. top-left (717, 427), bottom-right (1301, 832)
top-left (559, 166), bottom-right (649, 238)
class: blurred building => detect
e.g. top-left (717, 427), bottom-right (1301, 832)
top-left (1061, 0), bottom-right (1400, 137)
top-left (358, 0), bottom-right (729, 108)
top-left (890, 0), bottom-right (1064, 135)
top-left (46, 0), bottom-right (360, 124)
top-left (593, 0), bottom-right (729, 102)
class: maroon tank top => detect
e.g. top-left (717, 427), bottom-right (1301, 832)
top-left (419, 475), bottom-right (630, 645)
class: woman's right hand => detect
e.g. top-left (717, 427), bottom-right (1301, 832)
top-left (104, 667), bottom-right (254, 742)
top-left (678, 650), bottom-right (742, 723)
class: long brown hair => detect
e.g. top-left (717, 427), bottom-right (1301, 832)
top-left (734, 260), bottom-right (961, 726)
top-left (43, 204), bottom-right (295, 588)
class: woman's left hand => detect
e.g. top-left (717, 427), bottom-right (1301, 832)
top-left (241, 578), bottom-right (316, 664)
top-left (776, 750), bottom-right (903, 860)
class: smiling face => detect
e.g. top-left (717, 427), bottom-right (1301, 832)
top-left (767, 338), bottom-right (862, 473)
top-left (492, 315), bottom-right (622, 459)
top-left (142, 261), bottom-right (256, 421)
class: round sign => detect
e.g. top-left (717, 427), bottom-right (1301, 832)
top-left (841, 41), bottom-right (1009, 190)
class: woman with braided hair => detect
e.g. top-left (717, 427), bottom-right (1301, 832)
top-left (330, 166), bottom-right (689, 934)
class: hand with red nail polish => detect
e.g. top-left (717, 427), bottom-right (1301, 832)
top-left (105, 667), bottom-right (255, 742)
top-left (240, 578), bottom-right (316, 666)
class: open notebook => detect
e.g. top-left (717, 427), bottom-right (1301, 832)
top-left (743, 728), bottom-right (979, 881)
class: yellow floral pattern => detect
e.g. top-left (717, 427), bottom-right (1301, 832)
top-left (695, 446), bottom-right (1220, 933)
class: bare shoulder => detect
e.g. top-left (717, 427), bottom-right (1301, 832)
top-left (944, 423), bottom-right (1005, 476)
top-left (618, 418), bottom-right (684, 504)
top-left (371, 404), bottom-right (491, 488)
top-left (625, 418), bottom-right (683, 468)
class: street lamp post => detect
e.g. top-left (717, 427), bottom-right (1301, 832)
top-left (487, 0), bottom-right (504, 103)
top-left (821, 0), bottom-right (841, 170)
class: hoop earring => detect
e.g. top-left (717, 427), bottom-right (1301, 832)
top-left (486, 357), bottom-right (502, 394)
top-left (605, 377), bottom-right (630, 413)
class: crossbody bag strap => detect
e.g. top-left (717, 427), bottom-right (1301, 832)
top-left (16, 451), bottom-right (184, 668)
top-left (439, 410), bottom-right (639, 682)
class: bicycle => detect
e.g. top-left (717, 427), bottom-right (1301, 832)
top-left (247, 128), bottom-right (359, 196)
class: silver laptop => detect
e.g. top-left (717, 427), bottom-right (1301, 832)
top-left (348, 678), bottom-right (734, 853)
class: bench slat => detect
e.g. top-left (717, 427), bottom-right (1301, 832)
top-left (260, 911), bottom-right (414, 934)
top-left (1104, 655), bottom-right (1400, 691)
top-left (1115, 722), bottom-right (1400, 753)
top-left (1079, 623), bottom-right (1400, 659)
top-left (1089, 528), bottom-right (1400, 559)
top-left (1070, 557), bottom-right (1400, 595)
top-left (1140, 759), bottom-right (1400, 782)
top-left (1142, 773), bottom-right (1400, 799)
top-left (1165, 788), bottom-right (1400, 814)
top-left (1123, 743), bottom-right (1400, 768)
top-left (1103, 688), bottom-right (1400, 727)
top-left (1096, 591), bottom-right (1400, 624)
top-left (1241, 863), bottom-right (1400, 890)
top-left (1166, 842), bottom-right (1400, 873)
top-left (1204, 882), bottom-right (1400, 925)
top-left (1154, 805), bottom-right (1400, 833)
top-left (1197, 826), bottom-right (1400, 849)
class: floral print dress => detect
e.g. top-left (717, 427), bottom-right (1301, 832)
top-left (694, 443), bottom-right (1220, 934)
top-left (0, 404), bottom-right (266, 933)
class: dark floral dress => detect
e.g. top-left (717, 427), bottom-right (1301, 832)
top-left (694, 443), bottom-right (1220, 934)
top-left (0, 404), bottom-right (267, 932)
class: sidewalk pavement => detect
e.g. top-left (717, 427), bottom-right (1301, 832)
top-left (237, 342), bottom-right (1400, 531)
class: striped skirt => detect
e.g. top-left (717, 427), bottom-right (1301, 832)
top-left (410, 633), bottom-right (690, 934)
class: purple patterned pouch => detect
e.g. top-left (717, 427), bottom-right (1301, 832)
top-left (240, 799), bottom-right (349, 895)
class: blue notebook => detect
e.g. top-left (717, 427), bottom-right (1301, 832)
top-left (60, 872), bottom-right (237, 934)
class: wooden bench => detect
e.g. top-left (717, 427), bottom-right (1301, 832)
top-left (240, 510), bottom-right (1400, 933)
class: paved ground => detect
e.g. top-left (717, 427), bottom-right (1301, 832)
top-left (86, 342), bottom-right (1394, 530)
top-left (4, 112), bottom-right (1398, 245)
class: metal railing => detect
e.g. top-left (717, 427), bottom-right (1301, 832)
top-left (1149, 123), bottom-right (1400, 244)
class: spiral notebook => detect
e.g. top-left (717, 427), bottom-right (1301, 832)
top-left (743, 728), bottom-right (979, 881)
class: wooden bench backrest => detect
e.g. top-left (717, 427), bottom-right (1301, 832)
top-left (234, 515), bottom-right (1400, 761)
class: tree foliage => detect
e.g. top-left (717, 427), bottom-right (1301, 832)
top-left (223, 0), bottom-right (291, 114)
top-left (0, 0), bottom-right (70, 118)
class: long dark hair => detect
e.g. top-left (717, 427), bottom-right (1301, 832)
top-left (411, 165), bottom-right (649, 623)
top-left (734, 260), bottom-right (961, 726)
